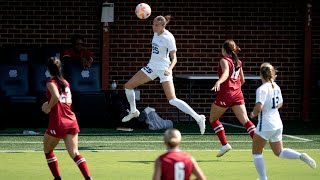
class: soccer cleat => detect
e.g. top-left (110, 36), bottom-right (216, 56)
top-left (197, 115), bottom-right (206, 135)
top-left (300, 153), bottom-right (316, 169)
top-left (121, 110), bottom-right (140, 122)
top-left (216, 143), bottom-right (232, 157)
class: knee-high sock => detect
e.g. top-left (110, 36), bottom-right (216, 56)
top-left (74, 154), bottom-right (90, 178)
top-left (169, 98), bottom-right (200, 122)
top-left (253, 154), bottom-right (267, 180)
top-left (244, 120), bottom-right (256, 139)
top-left (125, 88), bottom-right (137, 113)
top-left (45, 151), bottom-right (60, 178)
top-left (211, 120), bottom-right (227, 145)
top-left (279, 148), bottom-right (301, 159)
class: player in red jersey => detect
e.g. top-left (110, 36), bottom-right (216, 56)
top-left (210, 39), bottom-right (256, 157)
top-left (62, 34), bottom-right (94, 68)
top-left (153, 128), bottom-right (206, 180)
top-left (41, 57), bottom-right (92, 180)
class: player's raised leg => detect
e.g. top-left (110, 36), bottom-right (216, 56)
top-left (162, 80), bottom-right (206, 134)
top-left (122, 70), bottom-right (152, 122)
top-left (232, 104), bottom-right (256, 138)
top-left (270, 140), bottom-right (316, 169)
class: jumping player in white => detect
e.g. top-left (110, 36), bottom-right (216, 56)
top-left (121, 15), bottom-right (206, 134)
top-left (250, 62), bottom-right (316, 180)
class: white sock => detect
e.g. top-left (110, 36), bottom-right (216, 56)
top-left (279, 148), bottom-right (301, 159)
top-left (169, 98), bottom-right (200, 122)
top-left (125, 88), bottom-right (137, 113)
top-left (253, 154), bottom-right (267, 180)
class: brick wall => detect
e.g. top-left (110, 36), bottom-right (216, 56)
top-left (0, 0), bottom-right (101, 57)
top-left (0, 0), bottom-right (319, 123)
top-left (110, 0), bottom-right (318, 122)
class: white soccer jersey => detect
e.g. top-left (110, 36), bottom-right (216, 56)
top-left (255, 81), bottom-right (283, 132)
top-left (148, 30), bottom-right (177, 70)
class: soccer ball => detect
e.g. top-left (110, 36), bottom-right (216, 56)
top-left (135, 3), bottom-right (151, 19)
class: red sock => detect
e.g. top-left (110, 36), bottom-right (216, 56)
top-left (74, 154), bottom-right (90, 178)
top-left (211, 120), bottom-right (228, 145)
top-left (244, 120), bottom-right (256, 139)
top-left (45, 151), bottom-right (60, 178)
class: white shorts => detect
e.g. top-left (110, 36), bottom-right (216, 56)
top-left (254, 128), bottom-right (283, 142)
top-left (141, 64), bottom-right (173, 83)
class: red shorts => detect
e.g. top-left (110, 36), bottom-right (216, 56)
top-left (214, 93), bottom-right (245, 108)
top-left (46, 127), bottom-right (80, 139)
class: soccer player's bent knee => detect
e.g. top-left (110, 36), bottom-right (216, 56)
top-left (124, 83), bottom-right (131, 89)
top-left (275, 150), bottom-right (283, 157)
top-left (169, 98), bottom-right (178, 107)
top-left (69, 151), bottom-right (80, 159)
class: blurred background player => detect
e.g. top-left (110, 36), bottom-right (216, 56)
top-left (41, 57), bottom-right (92, 180)
top-left (121, 15), bottom-right (206, 134)
top-left (62, 34), bottom-right (94, 68)
top-left (153, 128), bottom-right (206, 180)
top-left (209, 39), bottom-right (256, 157)
top-left (250, 62), bottom-right (316, 180)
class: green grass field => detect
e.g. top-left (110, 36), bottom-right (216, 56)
top-left (0, 122), bottom-right (319, 179)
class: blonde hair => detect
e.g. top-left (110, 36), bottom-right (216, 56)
top-left (164, 128), bottom-right (181, 148)
top-left (154, 15), bottom-right (171, 27)
top-left (260, 62), bottom-right (278, 88)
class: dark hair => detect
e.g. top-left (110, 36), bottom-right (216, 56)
top-left (71, 34), bottom-right (84, 46)
top-left (222, 39), bottom-right (241, 69)
top-left (47, 57), bottom-right (67, 93)
top-left (260, 62), bottom-right (277, 88)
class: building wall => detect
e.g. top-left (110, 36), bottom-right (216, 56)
top-left (0, 0), bottom-right (101, 56)
top-left (0, 0), bottom-right (319, 123)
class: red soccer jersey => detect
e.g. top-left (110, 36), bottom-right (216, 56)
top-left (215, 56), bottom-right (244, 107)
top-left (46, 78), bottom-right (79, 133)
top-left (217, 56), bottom-right (243, 98)
top-left (159, 150), bottom-right (193, 180)
top-left (62, 48), bottom-right (93, 62)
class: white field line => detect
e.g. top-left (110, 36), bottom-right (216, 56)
top-left (0, 139), bottom-right (310, 144)
top-left (222, 122), bottom-right (313, 142)
top-left (222, 122), bottom-right (245, 129)
top-left (282, 134), bottom-right (313, 142)
top-left (0, 149), bottom-right (317, 153)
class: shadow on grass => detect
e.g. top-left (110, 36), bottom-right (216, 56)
top-left (118, 160), bottom-right (154, 164)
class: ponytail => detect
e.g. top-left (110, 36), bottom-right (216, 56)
top-left (223, 39), bottom-right (241, 70)
top-left (47, 57), bottom-right (67, 93)
top-left (231, 50), bottom-right (239, 70)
